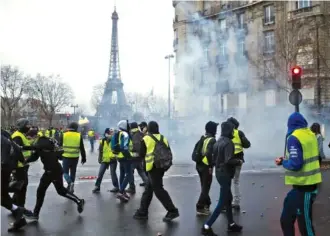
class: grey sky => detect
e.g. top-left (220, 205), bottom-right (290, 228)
top-left (1, 0), bottom-right (175, 113)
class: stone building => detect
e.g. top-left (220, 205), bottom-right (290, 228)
top-left (172, 0), bottom-right (330, 117)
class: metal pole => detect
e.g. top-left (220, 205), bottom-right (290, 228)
top-left (168, 57), bottom-right (171, 119)
top-left (316, 25), bottom-right (321, 113)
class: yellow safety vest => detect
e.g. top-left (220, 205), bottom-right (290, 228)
top-left (51, 129), bottom-right (56, 138)
top-left (99, 139), bottom-right (115, 162)
top-left (285, 128), bottom-right (322, 186)
top-left (201, 137), bottom-right (214, 166)
top-left (62, 131), bottom-right (81, 158)
top-left (88, 130), bottom-right (95, 137)
top-left (11, 131), bottom-right (31, 168)
top-left (143, 134), bottom-right (169, 172)
top-left (232, 129), bottom-right (243, 154)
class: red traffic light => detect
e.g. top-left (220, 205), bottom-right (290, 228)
top-left (291, 66), bottom-right (302, 76)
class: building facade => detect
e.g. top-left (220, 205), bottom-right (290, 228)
top-left (172, 0), bottom-right (330, 117)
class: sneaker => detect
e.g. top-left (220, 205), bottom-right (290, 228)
top-left (196, 208), bottom-right (210, 216)
top-left (139, 183), bottom-right (146, 187)
top-left (162, 209), bottom-right (179, 222)
top-left (77, 199), bottom-right (85, 213)
top-left (8, 218), bottom-right (27, 232)
top-left (232, 204), bottom-right (240, 211)
top-left (92, 186), bottom-right (100, 193)
top-left (126, 188), bottom-right (136, 194)
top-left (25, 212), bottom-right (39, 221)
top-left (116, 193), bottom-right (129, 202)
top-left (109, 187), bottom-right (119, 193)
top-left (201, 227), bottom-right (218, 236)
top-left (23, 209), bottom-right (34, 218)
top-left (228, 222), bottom-right (243, 232)
top-left (133, 210), bottom-right (148, 220)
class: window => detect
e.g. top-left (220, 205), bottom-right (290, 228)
top-left (264, 60), bottom-right (275, 77)
top-left (237, 40), bottom-right (245, 55)
top-left (219, 43), bottom-right (226, 56)
top-left (264, 31), bottom-right (275, 52)
top-left (264, 5), bottom-right (275, 24)
top-left (237, 13), bottom-right (245, 29)
top-left (297, 0), bottom-right (311, 9)
top-left (219, 19), bottom-right (226, 30)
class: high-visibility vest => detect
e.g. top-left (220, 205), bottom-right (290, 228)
top-left (201, 137), bottom-right (214, 166)
top-left (88, 130), bottom-right (95, 137)
top-left (115, 131), bottom-right (125, 159)
top-left (99, 139), bottom-right (115, 162)
top-left (285, 128), bottom-right (322, 186)
top-left (232, 129), bottom-right (243, 154)
top-left (62, 131), bottom-right (81, 158)
top-left (51, 129), bottom-right (56, 138)
top-left (143, 134), bottom-right (169, 172)
top-left (11, 131), bottom-right (31, 168)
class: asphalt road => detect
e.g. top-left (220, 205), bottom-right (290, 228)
top-left (2, 143), bottom-right (330, 236)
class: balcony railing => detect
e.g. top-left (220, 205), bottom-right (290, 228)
top-left (263, 15), bottom-right (275, 25)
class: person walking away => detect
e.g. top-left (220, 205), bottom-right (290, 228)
top-left (201, 121), bottom-right (243, 236)
top-left (227, 117), bottom-right (251, 210)
top-left (192, 121), bottom-right (218, 215)
top-left (113, 120), bottom-right (133, 202)
top-left (92, 128), bottom-right (119, 193)
top-left (23, 130), bottom-right (85, 221)
top-left (310, 122), bottom-right (326, 164)
top-left (60, 122), bottom-right (87, 193)
top-left (88, 128), bottom-right (96, 152)
top-left (275, 112), bottom-right (322, 236)
top-left (1, 129), bottom-right (30, 232)
top-left (126, 122), bottom-right (149, 194)
top-left (11, 119), bottom-right (33, 213)
top-left (138, 121), bottom-right (148, 186)
top-left (133, 121), bottom-right (179, 222)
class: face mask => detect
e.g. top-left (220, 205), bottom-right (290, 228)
top-left (105, 134), bottom-right (110, 138)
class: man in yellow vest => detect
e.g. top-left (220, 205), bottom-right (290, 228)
top-left (60, 122), bottom-right (87, 193)
top-left (227, 117), bottom-right (250, 210)
top-left (275, 112), bottom-right (322, 236)
top-left (11, 118), bottom-right (32, 212)
top-left (87, 128), bottom-right (95, 152)
top-left (192, 121), bottom-right (218, 216)
top-left (92, 128), bottom-right (119, 193)
top-left (133, 121), bottom-right (179, 222)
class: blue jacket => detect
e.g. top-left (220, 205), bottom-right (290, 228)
top-left (283, 112), bottom-right (307, 171)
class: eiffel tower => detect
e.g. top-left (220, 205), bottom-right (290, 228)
top-left (97, 6), bottom-right (131, 124)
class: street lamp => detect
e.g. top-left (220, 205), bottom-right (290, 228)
top-left (70, 104), bottom-right (79, 115)
top-left (165, 54), bottom-right (174, 136)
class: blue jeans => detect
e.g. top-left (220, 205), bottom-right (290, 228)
top-left (280, 188), bottom-right (317, 236)
top-left (119, 160), bottom-right (133, 192)
top-left (95, 161), bottom-right (119, 188)
top-left (89, 139), bottom-right (95, 152)
top-left (62, 157), bottom-right (79, 184)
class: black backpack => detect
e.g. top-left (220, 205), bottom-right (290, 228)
top-left (111, 131), bottom-right (121, 154)
top-left (192, 135), bottom-right (206, 163)
top-left (131, 131), bottom-right (143, 153)
top-left (149, 134), bottom-right (172, 171)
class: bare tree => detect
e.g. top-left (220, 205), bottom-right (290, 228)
top-left (90, 83), bottom-right (105, 112)
top-left (29, 74), bottom-right (74, 126)
top-left (0, 65), bottom-right (30, 126)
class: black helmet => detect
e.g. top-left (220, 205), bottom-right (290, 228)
top-left (68, 122), bottom-right (79, 131)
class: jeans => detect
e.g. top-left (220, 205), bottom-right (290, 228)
top-left (205, 169), bottom-right (234, 227)
top-left (95, 161), bottom-right (119, 188)
top-left (89, 139), bottom-right (95, 152)
top-left (280, 188), bottom-right (317, 236)
top-left (231, 165), bottom-right (242, 205)
top-left (12, 165), bottom-right (29, 207)
top-left (119, 160), bottom-right (133, 192)
top-left (34, 170), bottom-right (81, 215)
top-left (62, 157), bottom-right (79, 184)
top-left (196, 165), bottom-right (212, 209)
top-left (139, 167), bottom-right (177, 213)
top-left (130, 161), bottom-right (149, 189)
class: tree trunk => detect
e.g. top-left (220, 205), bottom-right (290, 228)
top-left (48, 114), bottom-right (53, 127)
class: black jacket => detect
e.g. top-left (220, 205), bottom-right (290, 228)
top-left (25, 137), bottom-right (63, 173)
top-left (213, 122), bottom-right (242, 178)
top-left (1, 130), bottom-right (25, 170)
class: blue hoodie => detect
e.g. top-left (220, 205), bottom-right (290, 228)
top-left (282, 112), bottom-right (307, 171)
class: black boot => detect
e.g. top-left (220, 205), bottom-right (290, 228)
top-left (163, 209), bottom-right (179, 222)
top-left (228, 222), bottom-right (243, 232)
top-left (92, 186), bottom-right (100, 193)
top-left (133, 210), bottom-right (148, 220)
top-left (201, 227), bottom-right (217, 236)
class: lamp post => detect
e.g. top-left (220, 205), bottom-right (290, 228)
top-left (165, 54), bottom-right (174, 135)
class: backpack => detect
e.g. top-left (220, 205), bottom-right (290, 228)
top-left (192, 135), bottom-right (206, 163)
top-left (149, 134), bottom-right (172, 171)
top-left (111, 131), bottom-right (121, 154)
top-left (131, 131), bottom-right (143, 153)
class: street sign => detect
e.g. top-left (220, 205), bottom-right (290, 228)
top-left (289, 89), bottom-right (302, 106)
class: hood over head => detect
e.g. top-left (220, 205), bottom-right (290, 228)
top-left (130, 122), bottom-right (138, 129)
top-left (147, 121), bottom-right (159, 134)
top-left (205, 121), bottom-right (219, 136)
top-left (139, 122), bottom-right (147, 129)
top-left (117, 120), bottom-right (128, 131)
top-left (221, 121), bottom-right (234, 139)
top-left (16, 118), bottom-right (30, 133)
top-left (227, 117), bottom-right (239, 129)
top-left (287, 112), bottom-right (308, 136)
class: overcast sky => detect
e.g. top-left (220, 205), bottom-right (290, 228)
top-left (0, 0), bottom-right (175, 113)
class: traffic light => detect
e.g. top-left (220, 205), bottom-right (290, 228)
top-left (291, 66), bottom-right (302, 89)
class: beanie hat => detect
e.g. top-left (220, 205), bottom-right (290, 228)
top-left (205, 121), bottom-right (219, 135)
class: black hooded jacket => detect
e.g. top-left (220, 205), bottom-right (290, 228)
top-left (1, 129), bottom-right (25, 170)
top-left (213, 122), bottom-right (242, 177)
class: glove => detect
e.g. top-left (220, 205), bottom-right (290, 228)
top-left (81, 157), bottom-right (86, 165)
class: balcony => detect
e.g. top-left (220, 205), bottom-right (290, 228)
top-left (173, 38), bottom-right (178, 52)
top-left (235, 23), bottom-right (248, 38)
top-left (216, 54), bottom-right (229, 68)
top-left (263, 15), bottom-right (275, 25)
top-left (288, 5), bottom-right (323, 21)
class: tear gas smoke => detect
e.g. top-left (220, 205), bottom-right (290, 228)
top-left (170, 2), bottom-right (323, 170)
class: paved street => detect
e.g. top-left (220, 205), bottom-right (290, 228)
top-left (2, 143), bottom-right (330, 235)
